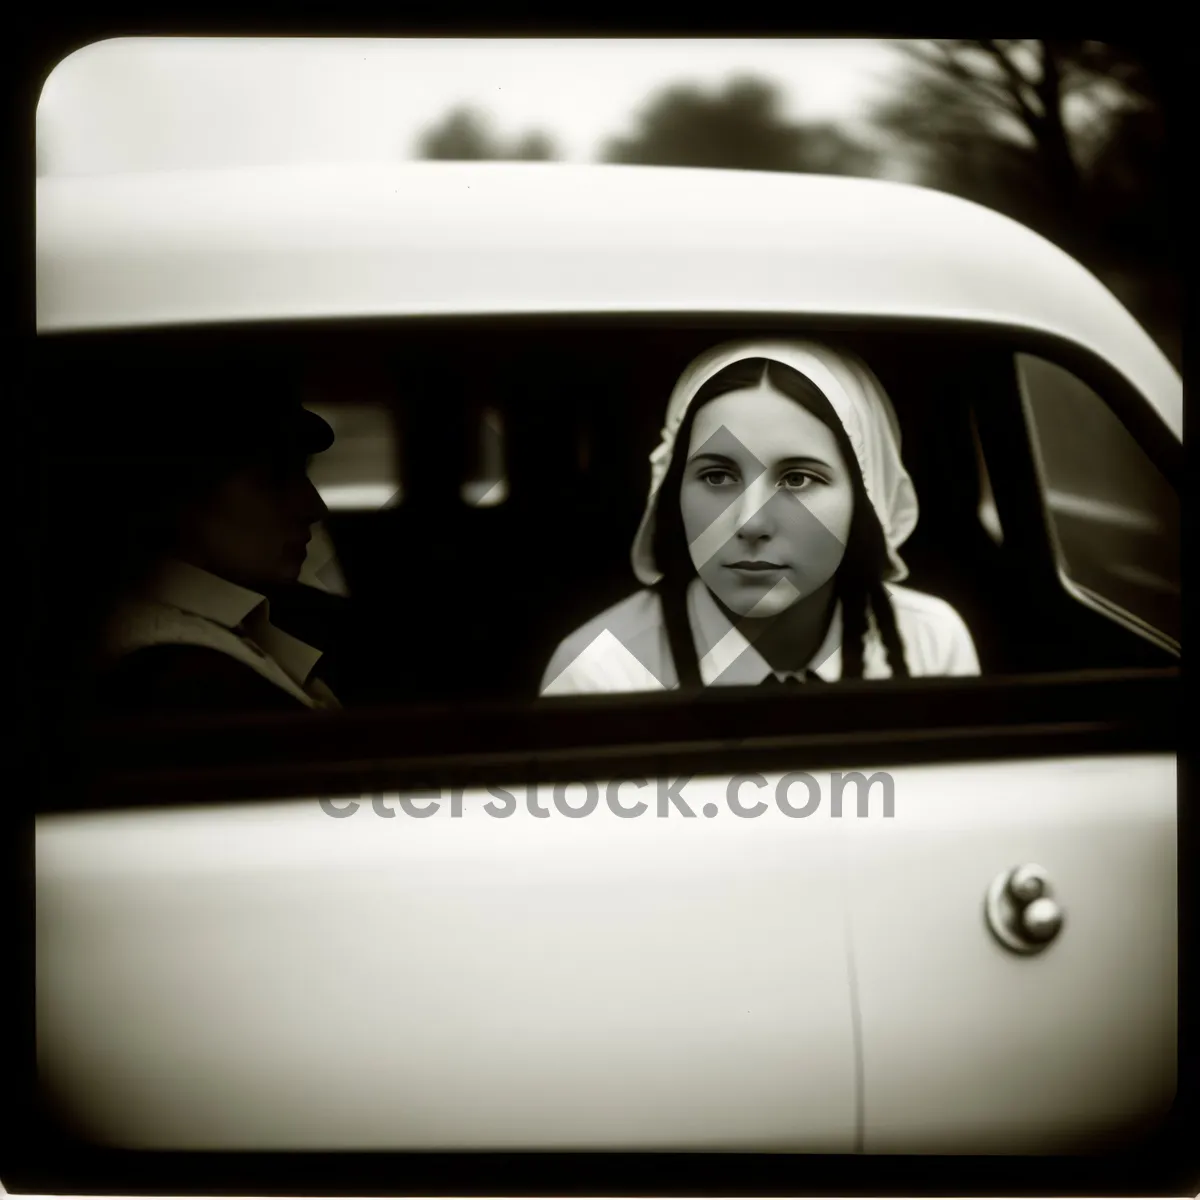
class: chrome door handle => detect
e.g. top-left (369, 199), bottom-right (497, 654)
top-left (986, 864), bottom-right (1065, 954)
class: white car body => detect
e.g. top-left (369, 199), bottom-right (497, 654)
top-left (37, 162), bottom-right (1180, 438)
top-left (35, 163), bottom-right (1179, 1157)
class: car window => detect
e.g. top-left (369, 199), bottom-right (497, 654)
top-left (1017, 354), bottom-right (1180, 644)
top-left (39, 325), bottom-right (1179, 724)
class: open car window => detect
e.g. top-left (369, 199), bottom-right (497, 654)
top-left (35, 321), bottom-right (1180, 724)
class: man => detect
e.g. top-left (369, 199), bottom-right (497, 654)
top-left (88, 362), bottom-right (345, 715)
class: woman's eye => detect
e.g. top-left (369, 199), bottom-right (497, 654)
top-left (700, 469), bottom-right (737, 487)
top-left (779, 470), bottom-right (819, 490)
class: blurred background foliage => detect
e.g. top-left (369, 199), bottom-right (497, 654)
top-left (417, 106), bottom-right (558, 161)
top-left (414, 40), bottom-right (1179, 368)
top-left (600, 76), bottom-right (878, 177)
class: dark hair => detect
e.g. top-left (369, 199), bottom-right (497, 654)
top-left (650, 357), bottom-right (909, 682)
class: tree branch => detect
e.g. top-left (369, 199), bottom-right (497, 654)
top-left (978, 38), bottom-right (1044, 127)
top-left (1037, 39), bottom-right (1070, 107)
top-left (910, 39), bottom-right (1030, 119)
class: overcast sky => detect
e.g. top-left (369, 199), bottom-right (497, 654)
top-left (37, 38), bottom-right (910, 177)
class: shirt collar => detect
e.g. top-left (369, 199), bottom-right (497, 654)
top-left (687, 577), bottom-right (844, 685)
top-left (251, 616), bottom-right (325, 690)
top-left (144, 559), bottom-right (324, 688)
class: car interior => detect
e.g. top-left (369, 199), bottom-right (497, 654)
top-left (35, 319), bottom-right (1178, 715)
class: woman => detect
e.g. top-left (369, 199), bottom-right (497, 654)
top-left (540, 339), bottom-right (979, 694)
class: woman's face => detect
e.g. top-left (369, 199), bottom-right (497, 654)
top-left (679, 378), bottom-right (855, 619)
top-left (175, 450), bottom-right (328, 592)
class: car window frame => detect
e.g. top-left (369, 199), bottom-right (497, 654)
top-left (31, 315), bottom-right (1181, 768)
top-left (47, 667), bottom-right (1176, 814)
top-left (933, 322), bottom-right (1178, 658)
top-left (1011, 351), bottom-right (1180, 654)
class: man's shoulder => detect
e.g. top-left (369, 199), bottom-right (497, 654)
top-left (98, 644), bottom-right (305, 715)
top-left (106, 597), bottom-right (227, 655)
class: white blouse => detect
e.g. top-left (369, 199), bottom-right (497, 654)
top-left (541, 576), bottom-right (979, 695)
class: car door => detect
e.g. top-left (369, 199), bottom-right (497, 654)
top-left (31, 324), bottom-right (1180, 1168)
top-left (842, 751), bottom-right (1176, 1154)
top-left (843, 343), bottom-right (1179, 1154)
top-left (37, 761), bottom-right (860, 1151)
top-left (37, 668), bottom-right (1177, 1163)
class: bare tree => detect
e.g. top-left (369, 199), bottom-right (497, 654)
top-left (873, 40), bottom-right (1160, 246)
top-left (603, 76), bottom-right (877, 176)
top-left (874, 39), bottom-right (1178, 363)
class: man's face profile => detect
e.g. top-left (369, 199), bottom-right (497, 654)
top-left (176, 448), bottom-right (328, 592)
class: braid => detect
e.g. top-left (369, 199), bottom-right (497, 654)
top-left (867, 579), bottom-right (911, 679)
top-left (836, 568), bottom-right (870, 680)
top-left (836, 449), bottom-right (911, 679)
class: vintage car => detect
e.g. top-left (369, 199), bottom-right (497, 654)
top-left (28, 161), bottom-right (1182, 1191)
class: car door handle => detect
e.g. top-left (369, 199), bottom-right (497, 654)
top-left (985, 863), bottom-right (1065, 954)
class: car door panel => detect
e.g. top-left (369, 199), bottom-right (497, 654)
top-left (37, 777), bottom-right (857, 1151)
top-left (843, 753), bottom-right (1176, 1154)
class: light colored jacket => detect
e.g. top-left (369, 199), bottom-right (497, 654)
top-left (104, 559), bottom-right (341, 710)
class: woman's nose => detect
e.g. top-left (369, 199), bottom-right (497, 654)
top-left (734, 477), bottom-right (775, 540)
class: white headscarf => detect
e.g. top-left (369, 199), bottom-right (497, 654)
top-left (630, 339), bottom-right (919, 585)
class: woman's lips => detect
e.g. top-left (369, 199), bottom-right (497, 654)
top-left (727, 561), bottom-right (784, 571)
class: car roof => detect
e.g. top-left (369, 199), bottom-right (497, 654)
top-left (37, 161), bottom-right (1180, 437)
